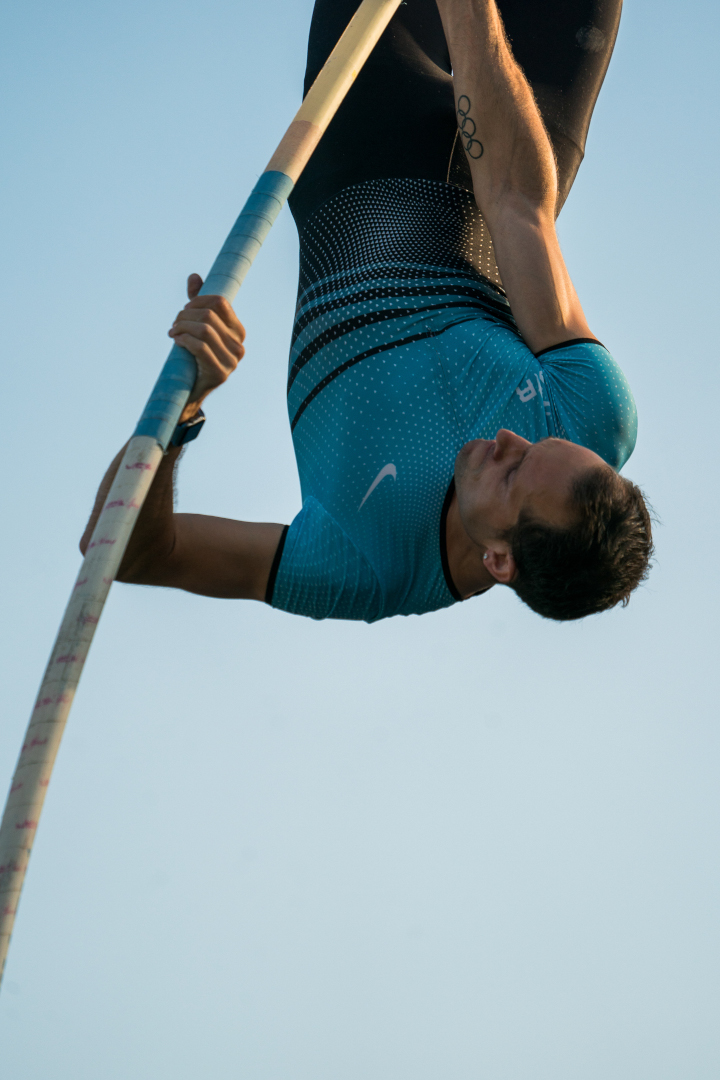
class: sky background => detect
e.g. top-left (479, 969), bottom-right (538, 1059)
top-left (1, 0), bottom-right (719, 1076)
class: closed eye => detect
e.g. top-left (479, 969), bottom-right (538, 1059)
top-left (505, 448), bottom-right (529, 483)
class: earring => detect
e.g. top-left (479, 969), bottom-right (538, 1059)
top-left (483, 553), bottom-right (488, 561)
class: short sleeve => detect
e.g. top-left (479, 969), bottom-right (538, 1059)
top-left (268, 497), bottom-right (384, 622)
top-left (537, 340), bottom-right (638, 470)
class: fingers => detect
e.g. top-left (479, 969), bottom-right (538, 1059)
top-left (178, 293), bottom-right (245, 342)
top-left (168, 298), bottom-right (245, 404)
top-left (169, 314), bottom-right (244, 371)
top-left (187, 273), bottom-right (203, 299)
top-left (170, 329), bottom-right (234, 374)
top-left (168, 283), bottom-right (246, 403)
top-left (170, 304), bottom-right (245, 356)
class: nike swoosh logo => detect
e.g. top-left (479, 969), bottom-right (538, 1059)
top-left (359, 463), bottom-right (397, 510)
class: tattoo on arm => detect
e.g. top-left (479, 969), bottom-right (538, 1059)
top-left (457, 95), bottom-right (484, 160)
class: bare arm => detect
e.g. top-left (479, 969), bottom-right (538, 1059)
top-left (436, 0), bottom-right (596, 353)
top-left (80, 275), bottom-right (287, 601)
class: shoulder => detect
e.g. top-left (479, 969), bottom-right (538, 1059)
top-left (538, 340), bottom-right (638, 470)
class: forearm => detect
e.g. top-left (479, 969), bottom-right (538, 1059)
top-left (78, 277), bottom-right (275, 595)
top-left (436, 0), bottom-right (557, 216)
top-left (80, 443), bottom-right (181, 582)
top-left (80, 445), bottom-right (286, 600)
top-left (436, 0), bottom-right (592, 351)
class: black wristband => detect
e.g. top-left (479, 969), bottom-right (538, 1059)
top-left (169, 409), bottom-right (206, 449)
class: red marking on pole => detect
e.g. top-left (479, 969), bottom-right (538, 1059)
top-left (0, 862), bottom-right (23, 876)
top-left (57, 693), bottom-right (71, 705)
top-left (30, 737), bottom-right (48, 749)
top-left (88, 537), bottom-right (116, 550)
top-left (81, 615), bottom-right (99, 625)
top-left (39, 779), bottom-right (49, 787)
top-left (125, 462), bottom-right (152, 471)
top-left (105, 499), bottom-right (125, 509)
top-left (1, 906), bottom-right (17, 917)
top-left (74, 578), bottom-right (88, 590)
top-left (127, 499), bottom-right (141, 509)
top-left (34, 697), bottom-right (52, 711)
top-left (10, 783), bottom-right (22, 794)
top-left (56, 654), bottom-right (80, 664)
top-left (15, 820), bottom-right (37, 831)
top-left (102, 577), bottom-right (113, 585)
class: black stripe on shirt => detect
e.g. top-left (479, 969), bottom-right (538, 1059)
top-left (534, 337), bottom-right (604, 358)
top-left (296, 262), bottom-right (507, 312)
top-left (291, 282), bottom-right (513, 346)
top-left (439, 477), bottom-right (462, 602)
top-left (290, 320), bottom-right (463, 432)
top-left (287, 300), bottom-right (501, 393)
top-left (264, 525), bottom-right (290, 606)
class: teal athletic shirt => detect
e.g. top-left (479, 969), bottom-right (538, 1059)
top-left (266, 179), bottom-right (638, 623)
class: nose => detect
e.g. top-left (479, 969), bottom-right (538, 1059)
top-left (493, 429), bottom-right (530, 460)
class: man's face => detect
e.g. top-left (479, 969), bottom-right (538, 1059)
top-left (454, 430), bottom-right (609, 551)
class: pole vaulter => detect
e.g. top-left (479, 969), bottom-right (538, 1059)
top-left (0, 0), bottom-right (405, 986)
top-left (3, 0), bottom-right (659, 987)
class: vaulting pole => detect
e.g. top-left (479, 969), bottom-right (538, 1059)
top-left (0, 0), bottom-right (404, 986)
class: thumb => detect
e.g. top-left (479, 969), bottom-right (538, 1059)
top-left (187, 273), bottom-right (203, 300)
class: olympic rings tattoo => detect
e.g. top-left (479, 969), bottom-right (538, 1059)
top-left (456, 95), bottom-right (484, 160)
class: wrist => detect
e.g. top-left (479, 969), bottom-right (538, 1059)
top-left (169, 408), bottom-right (206, 451)
top-left (179, 398), bottom-right (205, 424)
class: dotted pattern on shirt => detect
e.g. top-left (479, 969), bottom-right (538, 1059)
top-left (289, 178), bottom-right (514, 431)
top-left (297, 177), bottom-right (504, 301)
top-left (270, 178), bottom-right (638, 623)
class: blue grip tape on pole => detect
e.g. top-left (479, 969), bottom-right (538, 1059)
top-left (132, 343), bottom-right (198, 447)
top-left (133, 170), bottom-right (295, 447)
top-left (202, 171), bottom-right (295, 299)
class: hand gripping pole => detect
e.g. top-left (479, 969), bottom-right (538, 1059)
top-left (0, 0), bottom-right (404, 986)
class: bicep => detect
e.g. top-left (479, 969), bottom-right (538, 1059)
top-left (484, 199), bottom-right (595, 355)
top-left (132, 513), bottom-right (287, 601)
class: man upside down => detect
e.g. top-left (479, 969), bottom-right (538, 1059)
top-left (83, 0), bottom-right (653, 623)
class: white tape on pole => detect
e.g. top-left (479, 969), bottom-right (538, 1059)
top-left (0, 0), bottom-right (404, 987)
top-left (0, 436), bottom-right (162, 969)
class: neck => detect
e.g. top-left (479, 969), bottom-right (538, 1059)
top-left (445, 487), bottom-right (496, 599)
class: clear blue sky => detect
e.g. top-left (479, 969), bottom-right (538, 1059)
top-left (1, 1), bottom-right (719, 1077)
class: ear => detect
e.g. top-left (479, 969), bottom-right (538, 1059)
top-left (483, 545), bottom-right (518, 585)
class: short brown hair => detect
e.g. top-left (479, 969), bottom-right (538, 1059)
top-left (506, 468), bottom-right (654, 621)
